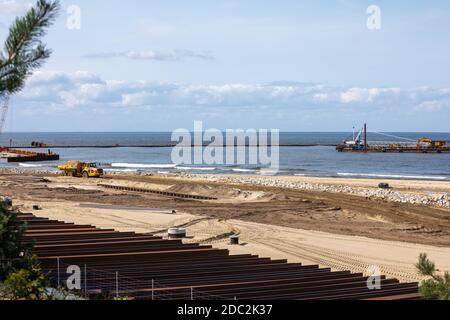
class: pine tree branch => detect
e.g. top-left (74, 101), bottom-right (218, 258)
top-left (5, 0), bottom-right (60, 62)
top-left (417, 253), bottom-right (450, 300)
top-left (0, 0), bottom-right (59, 95)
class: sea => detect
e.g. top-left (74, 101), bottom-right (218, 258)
top-left (1, 132), bottom-right (450, 181)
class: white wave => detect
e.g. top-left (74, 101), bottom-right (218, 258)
top-left (111, 163), bottom-right (176, 169)
top-left (177, 166), bottom-right (216, 171)
top-left (294, 173), bottom-right (306, 176)
top-left (259, 169), bottom-right (280, 176)
top-left (232, 168), bottom-right (258, 173)
top-left (19, 163), bottom-right (43, 168)
top-left (337, 172), bottom-right (447, 180)
top-left (104, 168), bottom-right (138, 173)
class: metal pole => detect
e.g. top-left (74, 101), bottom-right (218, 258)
top-left (57, 257), bottom-right (60, 287)
top-left (115, 272), bottom-right (119, 298)
top-left (364, 123), bottom-right (367, 147)
top-left (152, 279), bottom-right (154, 301)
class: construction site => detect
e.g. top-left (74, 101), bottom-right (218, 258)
top-left (1, 1), bottom-right (449, 304)
top-left (2, 170), bottom-right (450, 300)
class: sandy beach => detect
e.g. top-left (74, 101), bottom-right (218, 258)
top-left (2, 169), bottom-right (450, 283)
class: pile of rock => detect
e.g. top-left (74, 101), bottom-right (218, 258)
top-left (0, 168), bottom-right (56, 175)
top-left (199, 175), bottom-right (450, 209)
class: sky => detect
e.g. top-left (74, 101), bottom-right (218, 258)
top-left (1, 0), bottom-right (450, 132)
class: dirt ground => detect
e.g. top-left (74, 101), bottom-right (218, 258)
top-left (3, 172), bottom-right (450, 282)
top-left (1, 172), bottom-right (450, 247)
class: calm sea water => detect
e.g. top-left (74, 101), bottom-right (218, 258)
top-left (1, 132), bottom-right (450, 181)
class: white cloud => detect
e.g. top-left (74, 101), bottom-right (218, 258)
top-left (414, 100), bottom-right (450, 112)
top-left (12, 71), bottom-right (450, 118)
top-left (313, 93), bottom-right (328, 102)
top-left (83, 50), bottom-right (214, 61)
top-left (340, 88), bottom-right (401, 103)
top-left (122, 92), bottom-right (152, 107)
top-left (0, 0), bottom-right (31, 15)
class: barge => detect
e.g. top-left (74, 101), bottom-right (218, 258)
top-left (0, 148), bottom-right (60, 163)
top-left (337, 124), bottom-right (450, 153)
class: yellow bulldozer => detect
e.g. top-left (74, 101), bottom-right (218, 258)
top-left (58, 161), bottom-right (104, 178)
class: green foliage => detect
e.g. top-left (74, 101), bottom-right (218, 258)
top-left (416, 253), bottom-right (450, 300)
top-left (4, 268), bottom-right (48, 300)
top-left (0, 204), bottom-right (35, 280)
top-left (0, 0), bottom-right (60, 96)
top-left (0, 204), bottom-right (53, 300)
top-left (416, 253), bottom-right (436, 277)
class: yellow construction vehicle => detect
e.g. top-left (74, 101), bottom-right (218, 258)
top-left (58, 161), bottom-right (104, 178)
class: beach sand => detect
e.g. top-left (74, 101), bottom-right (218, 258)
top-left (16, 198), bottom-right (450, 283)
top-left (2, 170), bottom-right (450, 283)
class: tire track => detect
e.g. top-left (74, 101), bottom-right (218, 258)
top-left (252, 238), bottom-right (423, 282)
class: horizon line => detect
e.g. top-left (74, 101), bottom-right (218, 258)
top-left (1, 130), bottom-right (450, 134)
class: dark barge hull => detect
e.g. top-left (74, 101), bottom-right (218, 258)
top-left (7, 154), bottom-right (60, 163)
top-left (337, 147), bottom-right (450, 153)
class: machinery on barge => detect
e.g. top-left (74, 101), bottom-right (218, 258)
top-left (336, 124), bottom-right (450, 153)
top-left (0, 95), bottom-right (59, 162)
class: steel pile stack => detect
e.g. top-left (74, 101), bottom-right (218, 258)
top-left (19, 214), bottom-right (421, 300)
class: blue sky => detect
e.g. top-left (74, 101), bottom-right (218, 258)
top-left (1, 0), bottom-right (450, 132)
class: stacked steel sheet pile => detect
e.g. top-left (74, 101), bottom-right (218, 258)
top-left (19, 214), bottom-right (421, 300)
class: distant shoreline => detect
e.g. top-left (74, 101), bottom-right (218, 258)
top-left (2, 131), bottom-right (450, 134)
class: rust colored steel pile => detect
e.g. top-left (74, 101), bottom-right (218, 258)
top-left (98, 184), bottom-right (218, 201)
top-left (19, 214), bottom-right (421, 300)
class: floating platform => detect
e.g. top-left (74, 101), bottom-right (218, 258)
top-left (0, 147), bottom-right (60, 163)
top-left (337, 146), bottom-right (450, 153)
top-left (337, 124), bottom-right (450, 154)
